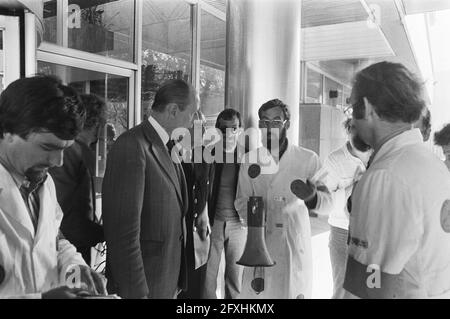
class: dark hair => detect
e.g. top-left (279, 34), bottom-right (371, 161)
top-left (215, 108), bottom-right (242, 128)
top-left (343, 117), bottom-right (352, 134)
top-left (434, 123), bottom-right (450, 146)
top-left (352, 61), bottom-right (425, 123)
top-left (0, 75), bottom-right (85, 140)
top-left (151, 79), bottom-right (195, 113)
top-left (258, 99), bottom-right (291, 121)
top-left (421, 108), bottom-right (431, 133)
top-left (80, 94), bottom-right (106, 130)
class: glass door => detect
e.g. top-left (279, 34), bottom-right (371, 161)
top-left (0, 15), bottom-right (20, 94)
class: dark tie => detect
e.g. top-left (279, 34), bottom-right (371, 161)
top-left (19, 183), bottom-right (40, 231)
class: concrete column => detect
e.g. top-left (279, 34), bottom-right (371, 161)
top-left (226, 0), bottom-right (301, 146)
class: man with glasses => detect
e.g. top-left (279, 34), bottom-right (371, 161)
top-left (343, 62), bottom-right (450, 298)
top-left (235, 99), bottom-right (332, 299)
top-left (201, 108), bottom-right (247, 299)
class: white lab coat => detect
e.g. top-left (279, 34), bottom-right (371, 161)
top-left (235, 144), bottom-right (332, 299)
top-left (0, 164), bottom-right (86, 298)
top-left (345, 129), bottom-right (450, 298)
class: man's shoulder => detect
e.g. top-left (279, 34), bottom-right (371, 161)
top-left (291, 144), bottom-right (320, 161)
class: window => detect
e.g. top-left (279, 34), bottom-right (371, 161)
top-left (324, 76), bottom-right (343, 108)
top-left (140, 0), bottom-right (192, 121)
top-left (43, 0), bottom-right (135, 62)
top-left (306, 67), bottom-right (323, 104)
top-left (37, 61), bottom-right (129, 176)
top-left (200, 9), bottom-right (226, 128)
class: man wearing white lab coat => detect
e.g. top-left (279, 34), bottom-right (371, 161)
top-left (0, 76), bottom-right (106, 298)
top-left (235, 99), bottom-right (332, 299)
top-left (343, 62), bottom-right (450, 298)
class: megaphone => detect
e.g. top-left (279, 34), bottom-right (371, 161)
top-left (237, 164), bottom-right (275, 267)
top-left (237, 196), bottom-right (275, 267)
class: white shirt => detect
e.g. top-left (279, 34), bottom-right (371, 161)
top-left (148, 115), bottom-right (169, 145)
top-left (323, 143), bottom-right (365, 230)
top-left (347, 129), bottom-right (450, 298)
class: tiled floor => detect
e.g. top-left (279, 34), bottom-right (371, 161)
top-left (216, 214), bottom-right (333, 299)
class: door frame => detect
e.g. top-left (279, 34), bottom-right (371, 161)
top-left (0, 15), bottom-right (21, 88)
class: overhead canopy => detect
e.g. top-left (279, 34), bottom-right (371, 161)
top-left (0, 0), bottom-right (44, 44)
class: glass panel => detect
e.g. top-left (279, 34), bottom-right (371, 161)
top-left (200, 10), bottom-right (226, 128)
top-left (306, 67), bottom-right (322, 104)
top-left (141, 0), bottom-right (192, 121)
top-left (42, 0), bottom-right (135, 62)
top-left (37, 61), bottom-right (129, 178)
top-left (324, 76), bottom-right (343, 108)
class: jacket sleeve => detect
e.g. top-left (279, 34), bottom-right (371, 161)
top-left (101, 135), bottom-right (148, 299)
top-left (234, 160), bottom-right (252, 226)
top-left (50, 146), bottom-right (104, 248)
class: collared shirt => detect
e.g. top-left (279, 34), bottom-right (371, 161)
top-left (148, 114), bottom-right (169, 146)
top-left (346, 128), bottom-right (450, 298)
top-left (0, 157), bottom-right (46, 231)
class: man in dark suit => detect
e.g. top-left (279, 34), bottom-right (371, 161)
top-left (50, 94), bottom-right (106, 265)
top-left (102, 79), bottom-right (198, 299)
top-left (178, 111), bottom-right (211, 299)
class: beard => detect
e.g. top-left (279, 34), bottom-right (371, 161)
top-left (351, 133), bottom-right (371, 152)
top-left (25, 167), bottom-right (48, 184)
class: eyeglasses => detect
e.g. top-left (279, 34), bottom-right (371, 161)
top-left (258, 120), bottom-right (287, 128)
top-left (219, 127), bottom-right (240, 135)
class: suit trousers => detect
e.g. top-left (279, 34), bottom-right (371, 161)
top-left (329, 225), bottom-right (349, 299)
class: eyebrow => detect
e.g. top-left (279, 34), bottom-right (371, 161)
top-left (261, 116), bottom-right (283, 120)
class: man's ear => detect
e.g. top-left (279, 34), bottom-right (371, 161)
top-left (166, 103), bottom-right (179, 119)
top-left (363, 97), bottom-right (376, 120)
top-left (3, 133), bottom-right (15, 143)
top-left (285, 120), bottom-right (290, 130)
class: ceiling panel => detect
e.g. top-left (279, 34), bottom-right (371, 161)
top-left (402, 0), bottom-right (450, 15)
top-left (301, 20), bottom-right (395, 61)
top-left (301, 0), bottom-right (369, 28)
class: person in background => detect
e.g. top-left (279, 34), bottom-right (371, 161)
top-left (178, 110), bottom-right (211, 299)
top-left (201, 108), bottom-right (246, 299)
top-left (50, 94), bottom-right (106, 266)
top-left (323, 118), bottom-right (371, 299)
top-left (235, 99), bottom-right (332, 299)
top-left (102, 79), bottom-right (198, 298)
top-left (434, 123), bottom-right (450, 171)
top-left (0, 76), bottom-right (106, 298)
top-left (413, 107), bottom-right (432, 142)
top-left (343, 61), bottom-right (450, 298)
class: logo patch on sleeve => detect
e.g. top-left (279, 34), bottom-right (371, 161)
top-left (440, 200), bottom-right (450, 233)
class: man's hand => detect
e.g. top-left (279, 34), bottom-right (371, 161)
top-left (42, 286), bottom-right (88, 299)
top-left (194, 212), bottom-right (211, 241)
top-left (78, 265), bottom-right (107, 295)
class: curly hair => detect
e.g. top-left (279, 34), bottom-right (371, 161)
top-left (351, 61), bottom-right (425, 123)
top-left (0, 75), bottom-right (85, 140)
top-left (434, 123), bottom-right (450, 146)
top-left (80, 94), bottom-right (107, 130)
top-left (258, 99), bottom-right (291, 121)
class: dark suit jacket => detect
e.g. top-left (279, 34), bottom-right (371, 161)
top-left (49, 140), bottom-right (104, 252)
top-left (102, 120), bottom-right (188, 299)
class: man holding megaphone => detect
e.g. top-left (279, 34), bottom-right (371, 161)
top-left (235, 99), bottom-right (332, 299)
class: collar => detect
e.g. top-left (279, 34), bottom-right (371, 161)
top-left (0, 154), bottom-right (26, 188)
top-left (148, 114), bottom-right (170, 145)
top-left (370, 128), bottom-right (423, 166)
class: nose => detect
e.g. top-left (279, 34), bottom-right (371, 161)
top-left (49, 150), bottom-right (64, 168)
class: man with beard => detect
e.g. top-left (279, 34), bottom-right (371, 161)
top-left (343, 62), bottom-right (450, 298)
top-left (235, 99), bottom-right (332, 299)
top-left (323, 118), bottom-right (371, 299)
top-left (0, 76), bottom-right (106, 298)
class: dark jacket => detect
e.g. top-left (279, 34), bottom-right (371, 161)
top-left (102, 120), bottom-right (188, 299)
top-left (49, 140), bottom-right (104, 255)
